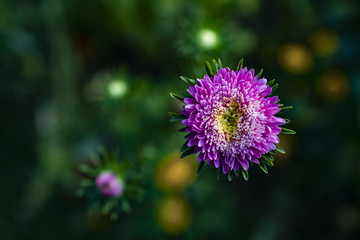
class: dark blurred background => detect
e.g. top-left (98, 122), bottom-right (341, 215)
top-left (1, 0), bottom-right (360, 239)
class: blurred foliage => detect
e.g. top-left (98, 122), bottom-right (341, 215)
top-left (1, 0), bottom-right (360, 239)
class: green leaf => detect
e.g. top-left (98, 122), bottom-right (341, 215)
top-left (236, 59), bottom-right (244, 71)
top-left (257, 68), bottom-right (263, 78)
top-left (279, 106), bottom-right (293, 113)
top-left (258, 163), bottom-right (268, 174)
top-left (177, 127), bottom-right (187, 132)
top-left (281, 127), bottom-right (296, 135)
top-left (275, 144), bottom-right (285, 154)
top-left (241, 169), bottom-right (249, 181)
top-left (180, 146), bottom-right (195, 158)
top-left (205, 61), bottom-right (214, 77)
top-left (180, 76), bottom-right (197, 85)
top-left (180, 141), bottom-right (189, 153)
top-left (228, 171), bottom-right (234, 181)
top-left (267, 79), bottom-right (275, 86)
top-left (169, 112), bottom-right (187, 122)
top-left (196, 161), bottom-right (205, 176)
top-left (284, 118), bottom-right (291, 124)
top-left (261, 155), bottom-right (274, 166)
top-left (169, 92), bottom-right (185, 102)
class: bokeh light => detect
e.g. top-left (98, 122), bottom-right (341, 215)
top-left (155, 152), bottom-right (197, 192)
top-left (316, 69), bottom-right (349, 101)
top-left (309, 29), bottom-right (339, 57)
top-left (278, 43), bottom-right (313, 73)
top-left (157, 195), bottom-right (192, 235)
top-left (198, 28), bottom-right (218, 49)
top-left (107, 79), bottom-right (128, 99)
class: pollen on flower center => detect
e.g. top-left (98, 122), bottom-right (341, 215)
top-left (216, 102), bottom-right (241, 142)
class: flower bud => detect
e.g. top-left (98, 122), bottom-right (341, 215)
top-left (95, 172), bottom-right (124, 197)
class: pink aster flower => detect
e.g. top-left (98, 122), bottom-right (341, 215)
top-left (170, 60), bottom-right (295, 180)
top-left (95, 172), bottom-right (124, 197)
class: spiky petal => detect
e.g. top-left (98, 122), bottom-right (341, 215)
top-left (181, 67), bottom-right (285, 174)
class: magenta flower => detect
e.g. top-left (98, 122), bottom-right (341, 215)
top-left (170, 60), bottom-right (295, 180)
top-left (95, 172), bottom-right (124, 197)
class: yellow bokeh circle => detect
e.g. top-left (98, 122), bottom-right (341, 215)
top-left (278, 43), bottom-right (313, 73)
top-left (157, 195), bottom-right (192, 235)
top-left (155, 152), bottom-right (197, 192)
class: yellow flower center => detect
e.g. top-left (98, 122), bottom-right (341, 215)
top-left (217, 102), bottom-right (241, 142)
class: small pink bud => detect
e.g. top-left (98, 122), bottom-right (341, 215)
top-left (95, 172), bottom-right (124, 197)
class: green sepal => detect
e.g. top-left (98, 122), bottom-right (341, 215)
top-left (217, 58), bottom-right (223, 68)
top-left (234, 169), bottom-right (240, 177)
top-left (228, 171), bottom-right (234, 181)
top-left (196, 161), bottom-right (205, 176)
top-left (257, 68), bottom-right (263, 78)
top-left (265, 154), bottom-right (274, 161)
top-left (121, 200), bottom-right (131, 214)
top-left (281, 127), bottom-right (296, 134)
top-left (261, 155), bottom-right (274, 166)
top-left (180, 146), bottom-right (195, 158)
top-left (177, 127), bottom-right (187, 132)
top-left (241, 169), bottom-right (249, 181)
top-left (267, 79), bottom-right (275, 86)
top-left (110, 212), bottom-right (118, 221)
top-left (236, 59), bottom-right (244, 71)
top-left (170, 92), bottom-right (185, 102)
top-left (213, 59), bottom-right (220, 72)
top-left (169, 112), bottom-right (187, 122)
top-left (284, 118), bottom-right (291, 124)
top-left (180, 141), bottom-right (189, 153)
top-left (258, 163), bottom-right (268, 174)
top-left (205, 61), bottom-right (214, 77)
top-left (212, 58), bottom-right (224, 72)
top-left (269, 150), bottom-right (276, 155)
top-left (78, 164), bottom-right (96, 176)
top-left (180, 76), bottom-right (197, 85)
top-left (275, 144), bottom-right (285, 154)
top-left (272, 83), bottom-right (279, 93)
top-left (279, 106), bottom-right (293, 113)
top-left (79, 179), bottom-right (93, 187)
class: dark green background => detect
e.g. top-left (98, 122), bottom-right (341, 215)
top-left (1, 0), bottom-right (359, 239)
